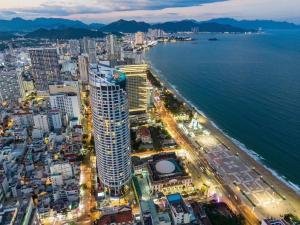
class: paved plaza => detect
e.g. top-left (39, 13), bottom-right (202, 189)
top-left (196, 135), bottom-right (283, 208)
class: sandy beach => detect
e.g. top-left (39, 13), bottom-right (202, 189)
top-left (150, 68), bottom-right (300, 220)
top-left (202, 116), bottom-right (300, 217)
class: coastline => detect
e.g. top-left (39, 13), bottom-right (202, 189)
top-left (146, 61), bottom-right (300, 216)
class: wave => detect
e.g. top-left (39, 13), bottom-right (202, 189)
top-left (148, 59), bottom-right (300, 195)
top-left (217, 126), bottom-right (300, 194)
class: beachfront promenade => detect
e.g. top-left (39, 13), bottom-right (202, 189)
top-left (151, 76), bottom-right (300, 223)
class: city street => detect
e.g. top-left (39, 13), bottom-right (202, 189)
top-left (154, 97), bottom-right (260, 225)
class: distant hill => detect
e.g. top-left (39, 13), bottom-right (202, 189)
top-left (99, 19), bottom-right (248, 33)
top-left (207, 18), bottom-right (300, 30)
top-left (1, 17), bottom-right (298, 34)
top-left (88, 23), bottom-right (106, 30)
top-left (0, 17), bottom-right (91, 32)
top-left (151, 20), bottom-right (247, 33)
top-left (1, 17), bottom-right (299, 40)
top-left (25, 28), bottom-right (105, 39)
top-left (0, 32), bottom-right (16, 40)
top-left (100, 19), bottom-right (150, 33)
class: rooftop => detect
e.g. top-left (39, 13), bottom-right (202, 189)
top-left (167, 193), bottom-right (189, 214)
top-left (89, 64), bottom-right (127, 89)
top-left (147, 152), bottom-right (187, 182)
top-left (262, 219), bottom-right (288, 225)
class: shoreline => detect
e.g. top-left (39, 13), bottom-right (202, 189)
top-left (146, 62), bottom-right (300, 217)
top-left (147, 60), bottom-right (300, 193)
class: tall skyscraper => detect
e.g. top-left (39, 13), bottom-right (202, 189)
top-left (118, 64), bottom-right (149, 114)
top-left (135, 32), bottom-right (145, 45)
top-left (80, 38), bottom-right (97, 64)
top-left (29, 48), bottom-right (60, 92)
top-left (78, 54), bottom-right (89, 84)
top-left (106, 34), bottom-right (122, 62)
top-left (89, 64), bottom-right (131, 196)
top-left (69, 40), bottom-right (80, 57)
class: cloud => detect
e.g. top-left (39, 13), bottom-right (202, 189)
top-left (0, 0), bottom-right (299, 24)
top-left (0, 11), bottom-right (17, 16)
top-left (0, 0), bottom-right (226, 18)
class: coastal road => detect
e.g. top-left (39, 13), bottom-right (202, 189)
top-left (155, 99), bottom-right (260, 225)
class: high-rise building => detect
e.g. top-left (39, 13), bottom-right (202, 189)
top-left (80, 38), bottom-right (97, 63)
top-left (17, 68), bottom-right (35, 100)
top-left (78, 55), bottom-right (89, 84)
top-left (106, 34), bottom-right (122, 62)
top-left (33, 114), bottom-right (49, 133)
top-left (48, 81), bottom-right (81, 121)
top-left (135, 32), bottom-right (145, 45)
top-left (49, 80), bottom-right (80, 96)
top-left (118, 64), bottom-right (149, 114)
top-left (69, 40), bottom-right (80, 56)
top-left (0, 68), bottom-right (21, 104)
top-left (48, 109), bottom-right (62, 131)
top-left (147, 29), bottom-right (165, 40)
top-left (29, 48), bottom-right (60, 92)
top-left (49, 93), bottom-right (81, 120)
top-left (89, 64), bottom-right (131, 196)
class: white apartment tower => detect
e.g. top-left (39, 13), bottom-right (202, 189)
top-left (89, 64), bottom-right (131, 196)
top-left (49, 93), bottom-right (81, 120)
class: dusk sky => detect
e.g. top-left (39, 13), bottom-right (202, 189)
top-left (0, 0), bottom-right (300, 24)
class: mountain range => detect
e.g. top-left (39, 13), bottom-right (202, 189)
top-left (207, 18), bottom-right (300, 30)
top-left (0, 17), bottom-right (105, 32)
top-left (25, 28), bottom-right (106, 39)
top-left (0, 17), bottom-right (299, 40)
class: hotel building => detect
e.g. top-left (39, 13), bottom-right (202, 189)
top-left (89, 64), bottom-right (131, 196)
top-left (118, 64), bottom-right (149, 114)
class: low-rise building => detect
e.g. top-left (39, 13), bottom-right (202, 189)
top-left (166, 194), bottom-right (191, 225)
top-left (97, 206), bottom-right (134, 225)
top-left (140, 200), bottom-right (171, 225)
top-left (0, 198), bottom-right (40, 225)
top-left (261, 219), bottom-right (288, 225)
top-left (146, 153), bottom-right (192, 193)
top-left (136, 126), bottom-right (152, 144)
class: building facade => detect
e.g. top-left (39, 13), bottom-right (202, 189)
top-left (119, 64), bottom-right (149, 114)
top-left (106, 34), bottom-right (122, 62)
top-left (49, 93), bottom-right (81, 120)
top-left (33, 114), bottom-right (49, 133)
top-left (80, 38), bottom-right (97, 64)
top-left (135, 32), bottom-right (145, 45)
top-left (29, 48), bottom-right (60, 92)
top-left (78, 55), bottom-right (89, 84)
top-left (0, 68), bottom-right (21, 104)
top-left (69, 40), bottom-right (80, 57)
top-left (89, 64), bottom-right (131, 196)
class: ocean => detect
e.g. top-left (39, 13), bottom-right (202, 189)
top-left (146, 30), bottom-right (300, 189)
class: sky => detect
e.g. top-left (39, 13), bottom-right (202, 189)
top-left (0, 0), bottom-right (300, 24)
